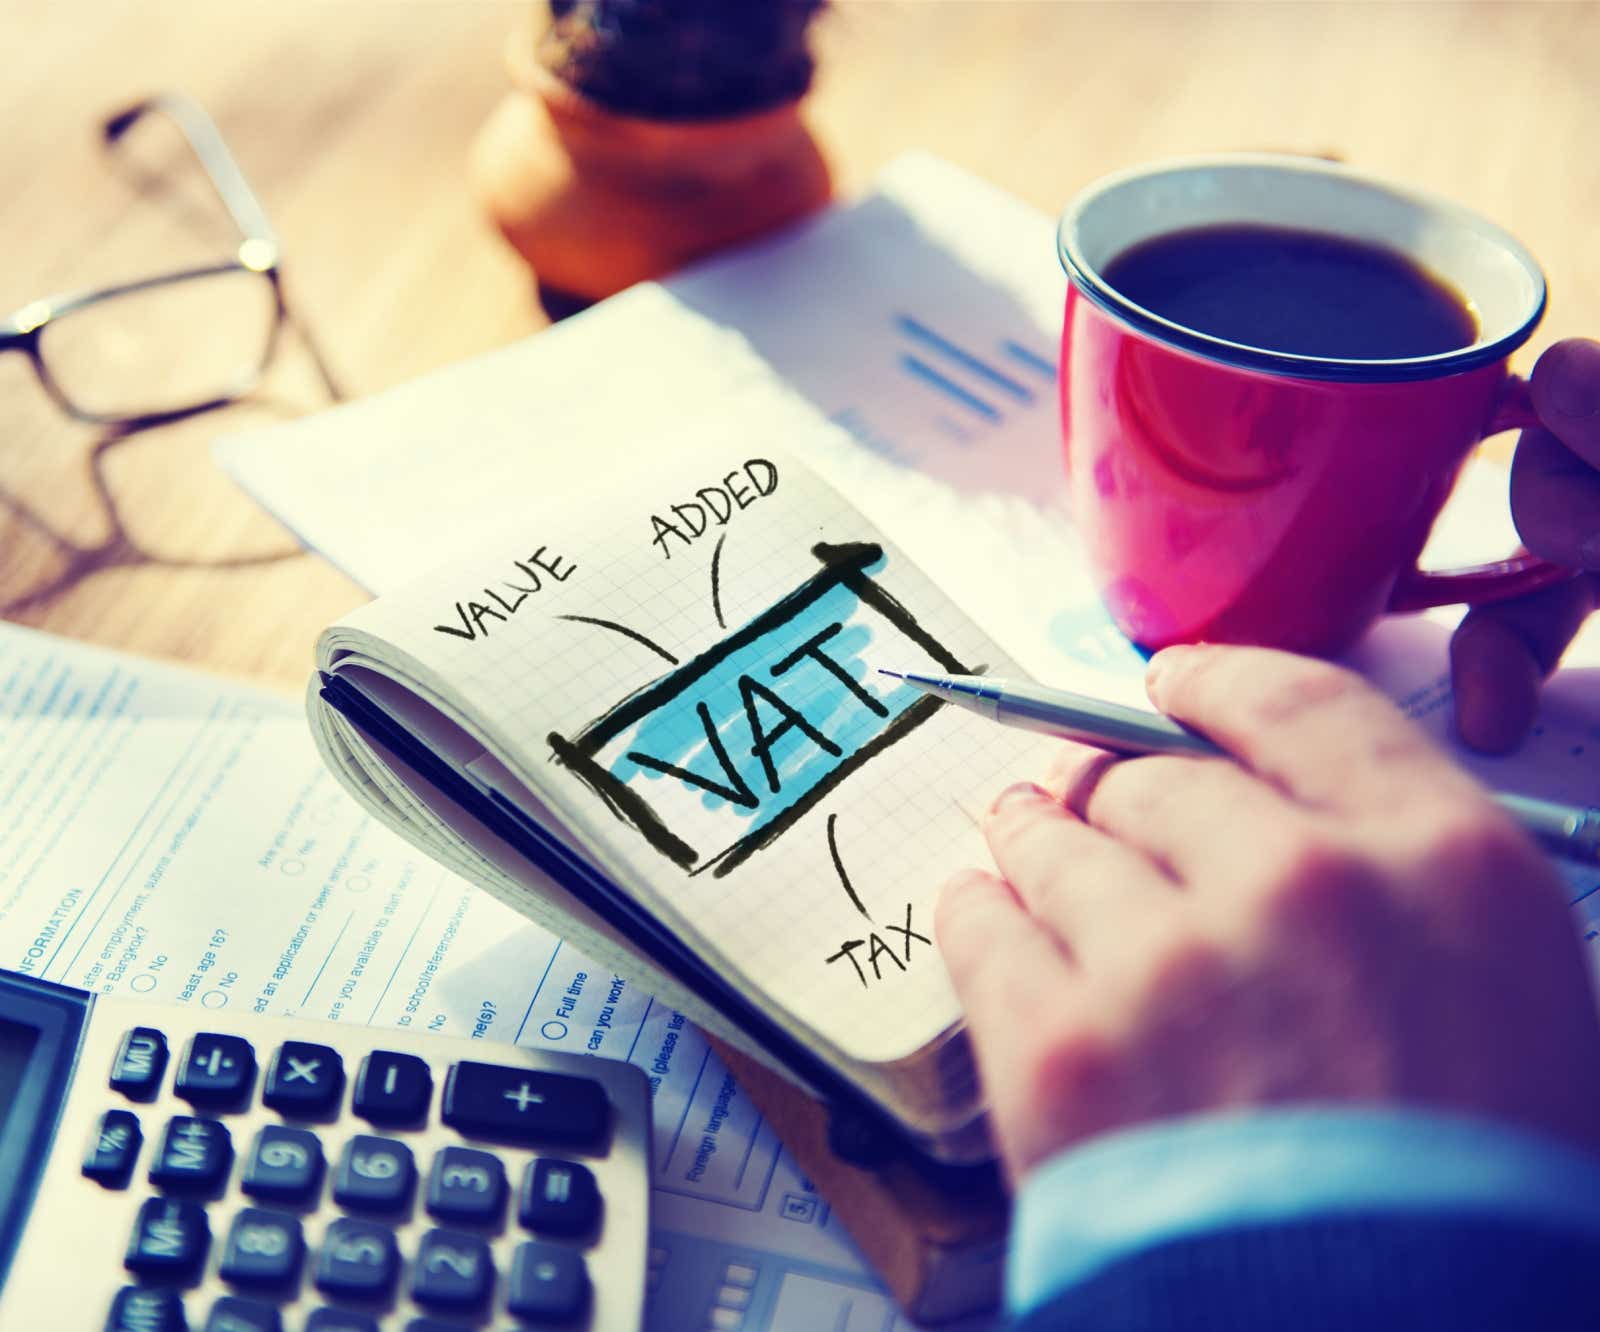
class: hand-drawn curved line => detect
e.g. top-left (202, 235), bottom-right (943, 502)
top-left (710, 531), bottom-right (728, 630)
top-left (827, 812), bottom-right (872, 921)
top-left (556, 614), bottom-right (680, 665)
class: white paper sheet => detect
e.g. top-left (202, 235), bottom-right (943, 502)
top-left (0, 622), bottom-right (932, 1332)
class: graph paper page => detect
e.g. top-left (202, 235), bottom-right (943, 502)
top-left (323, 445), bottom-right (1055, 1067)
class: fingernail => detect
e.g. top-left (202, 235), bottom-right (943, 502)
top-left (989, 781), bottom-right (1049, 817)
top-left (1145, 645), bottom-right (1192, 696)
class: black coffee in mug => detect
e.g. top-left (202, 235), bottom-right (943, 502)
top-left (1101, 223), bottom-right (1479, 360)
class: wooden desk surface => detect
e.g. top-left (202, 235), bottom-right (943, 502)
top-left (4, 0), bottom-right (1598, 690)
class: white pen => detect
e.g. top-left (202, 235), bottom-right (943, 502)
top-left (879, 668), bottom-right (1600, 869)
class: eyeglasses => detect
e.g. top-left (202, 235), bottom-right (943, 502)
top-left (0, 92), bottom-right (339, 428)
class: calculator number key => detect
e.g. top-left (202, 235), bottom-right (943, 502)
top-left (410, 1228), bottom-right (493, 1310)
top-left (304, 1311), bottom-right (378, 1332)
top-left (441, 1060), bottom-right (609, 1149)
top-left (125, 1196), bottom-right (210, 1279)
top-left (175, 1033), bottom-right (256, 1108)
top-left (150, 1116), bottom-right (233, 1193)
top-left (106, 1284), bottom-right (185, 1332)
top-left (219, 1208), bottom-right (303, 1287)
top-left (333, 1134), bottom-right (415, 1211)
top-left (241, 1125), bottom-right (324, 1204)
top-left (262, 1040), bottom-right (343, 1117)
top-left (315, 1218), bottom-right (399, 1298)
top-left (519, 1158), bottom-right (600, 1237)
top-left (426, 1146), bottom-right (506, 1224)
top-left (84, 1109), bottom-right (142, 1187)
top-left (353, 1051), bottom-right (432, 1125)
top-left (508, 1241), bottom-right (590, 1322)
top-left (109, 1027), bottom-right (168, 1100)
top-left (204, 1294), bottom-right (283, 1332)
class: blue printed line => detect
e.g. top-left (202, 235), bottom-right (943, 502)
top-left (50, 697), bottom-right (227, 980)
top-left (896, 314), bottom-right (1034, 401)
top-left (514, 939), bottom-right (564, 1045)
top-left (300, 911), bottom-right (354, 1009)
top-left (751, 1132), bottom-right (783, 1210)
top-left (1004, 338), bottom-right (1058, 379)
top-left (652, 1182), bottom-right (767, 1212)
top-left (1569, 880), bottom-right (1600, 907)
top-left (664, 1046), bottom-right (714, 1167)
top-left (624, 996), bottom-right (656, 1063)
top-left (731, 1114), bottom-right (761, 1190)
top-left (899, 354), bottom-right (1001, 422)
top-left (367, 884), bottom-right (441, 1024)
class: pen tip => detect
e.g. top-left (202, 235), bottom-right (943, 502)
top-left (877, 669), bottom-right (906, 681)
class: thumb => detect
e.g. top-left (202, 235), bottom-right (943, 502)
top-left (1450, 573), bottom-right (1600, 754)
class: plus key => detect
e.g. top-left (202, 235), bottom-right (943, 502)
top-left (441, 1061), bottom-right (609, 1151)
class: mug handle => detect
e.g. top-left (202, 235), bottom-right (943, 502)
top-left (1387, 374), bottom-right (1573, 613)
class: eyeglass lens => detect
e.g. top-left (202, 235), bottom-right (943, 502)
top-left (37, 268), bottom-right (279, 420)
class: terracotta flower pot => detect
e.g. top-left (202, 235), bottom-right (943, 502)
top-left (470, 27), bottom-right (833, 305)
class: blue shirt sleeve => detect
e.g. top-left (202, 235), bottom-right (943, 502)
top-left (1008, 1106), bottom-right (1600, 1318)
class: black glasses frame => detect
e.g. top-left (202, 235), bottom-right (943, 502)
top-left (0, 92), bottom-right (337, 428)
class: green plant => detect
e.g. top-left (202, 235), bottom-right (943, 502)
top-left (540, 0), bottom-right (828, 120)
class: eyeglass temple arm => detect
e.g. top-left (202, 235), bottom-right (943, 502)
top-left (104, 94), bottom-right (279, 254)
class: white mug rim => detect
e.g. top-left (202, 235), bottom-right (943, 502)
top-left (1056, 154), bottom-right (1547, 383)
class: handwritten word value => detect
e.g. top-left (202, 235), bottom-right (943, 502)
top-left (649, 458), bottom-right (778, 559)
top-left (433, 545), bottom-right (577, 642)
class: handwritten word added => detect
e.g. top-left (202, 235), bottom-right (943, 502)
top-left (433, 545), bottom-right (577, 642)
top-left (826, 902), bottom-right (931, 989)
top-left (649, 458), bottom-right (778, 559)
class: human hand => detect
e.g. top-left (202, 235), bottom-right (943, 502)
top-left (938, 645), bottom-right (1600, 1186)
top-left (1452, 337), bottom-right (1600, 753)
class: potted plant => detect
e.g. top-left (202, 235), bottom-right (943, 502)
top-left (472, 0), bottom-right (833, 306)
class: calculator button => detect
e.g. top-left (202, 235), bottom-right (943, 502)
top-left (333, 1134), bottom-right (416, 1211)
top-left (175, 1034), bottom-right (256, 1108)
top-left (203, 1295), bottom-right (282, 1332)
top-left (353, 1051), bottom-right (432, 1125)
top-left (106, 1284), bottom-right (186, 1332)
top-left (410, 1227), bottom-right (493, 1310)
top-left (425, 1146), bottom-right (506, 1224)
top-left (84, 1108), bottom-right (143, 1187)
top-left (403, 1321), bottom-right (472, 1332)
top-left (150, 1116), bottom-right (233, 1192)
top-left (304, 1312), bottom-right (378, 1332)
top-left (219, 1208), bottom-right (304, 1287)
top-left (441, 1061), bottom-right (608, 1150)
top-left (125, 1196), bottom-right (210, 1279)
top-left (109, 1027), bottom-right (169, 1100)
top-left (314, 1217), bottom-right (400, 1298)
top-left (519, 1158), bottom-right (600, 1237)
top-left (507, 1241), bottom-right (589, 1322)
top-left (262, 1041), bottom-right (343, 1116)
top-left (241, 1125), bottom-right (323, 1203)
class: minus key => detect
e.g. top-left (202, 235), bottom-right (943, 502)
top-left (353, 1051), bottom-right (433, 1125)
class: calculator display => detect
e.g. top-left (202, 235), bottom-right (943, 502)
top-left (0, 1020), bottom-right (41, 1133)
top-left (0, 971), bottom-right (91, 1297)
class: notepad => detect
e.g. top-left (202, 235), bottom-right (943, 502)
top-left (309, 444), bottom-right (1056, 1158)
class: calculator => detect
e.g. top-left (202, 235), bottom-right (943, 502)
top-left (0, 969), bottom-right (651, 1331)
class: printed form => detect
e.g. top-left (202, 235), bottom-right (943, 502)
top-left (0, 623), bottom-right (925, 1332)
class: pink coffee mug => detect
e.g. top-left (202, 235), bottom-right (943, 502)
top-left (1056, 155), bottom-right (1570, 657)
